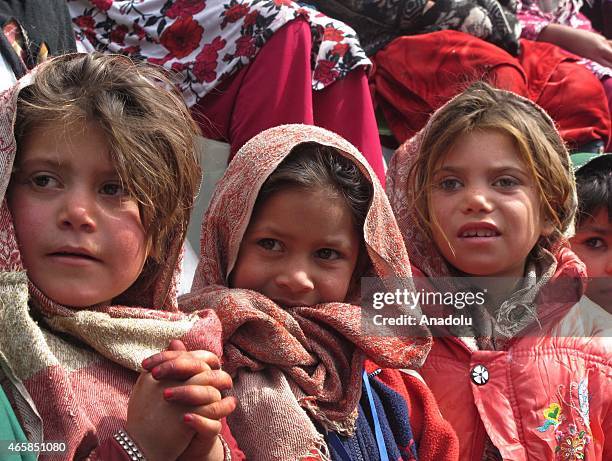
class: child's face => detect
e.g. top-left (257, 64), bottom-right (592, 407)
top-left (429, 129), bottom-right (551, 278)
top-left (570, 209), bottom-right (612, 309)
top-left (230, 187), bottom-right (360, 307)
top-left (7, 121), bottom-right (149, 307)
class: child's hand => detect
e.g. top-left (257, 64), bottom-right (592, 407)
top-left (126, 370), bottom-right (195, 461)
top-left (539, 24), bottom-right (612, 68)
top-left (142, 340), bottom-right (237, 461)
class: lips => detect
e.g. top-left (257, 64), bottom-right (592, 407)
top-left (48, 246), bottom-right (100, 261)
top-left (272, 298), bottom-right (310, 308)
top-left (457, 222), bottom-right (501, 238)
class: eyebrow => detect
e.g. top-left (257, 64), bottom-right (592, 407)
top-left (250, 226), bottom-right (355, 248)
top-left (433, 165), bottom-right (528, 176)
top-left (249, 225), bottom-right (291, 240)
top-left (17, 157), bottom-right (64, 169)
top-left (578, 225), bottom-right (612, 236)
top-left (16, 156), bottom-right (118, 176)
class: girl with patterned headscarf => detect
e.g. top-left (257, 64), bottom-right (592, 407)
top-left (0, 53), bottom-right (243, 460)
top-left (180, 124), bottom-right (459, 461)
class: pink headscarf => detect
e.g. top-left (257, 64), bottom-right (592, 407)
top-left (180, 124), bottom-right (431, 460)
top-left (0, 60), bottom-right (222, 459)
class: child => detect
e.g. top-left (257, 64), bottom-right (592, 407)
top-left (179, 124), bottom-right (459, 461)
top-left (0, 53), bottom-right (242, 460)
top-left (570, 153), bottom-right (612, 312)
top-left (387, 82), bottom-right (612, 459)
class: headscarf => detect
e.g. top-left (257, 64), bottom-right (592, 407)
top-left (180, 124), bottom-right (431, 461)
top-left (385, 86), bottom-right (585, 348)
top-left (0, 61), bottom-right (222, 459)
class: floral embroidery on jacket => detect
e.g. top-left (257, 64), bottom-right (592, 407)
top-left (544, 376), bottom-right (593, 459)
top-left (537, 402), bottom-right (563, 432)
top-left (555, 424), bottom-right (590, 460)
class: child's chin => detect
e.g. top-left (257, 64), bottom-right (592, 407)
top-left (47, 292), bottom-right (111, 309)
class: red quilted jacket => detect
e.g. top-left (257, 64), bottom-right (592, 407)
top-left (419, 249), bottom-right (612, 460)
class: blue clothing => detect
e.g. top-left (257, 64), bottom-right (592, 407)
top-left (325, 372), bottom-right (418, 461)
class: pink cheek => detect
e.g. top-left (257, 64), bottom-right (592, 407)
top-left (110, 213), bottom-right (148, 260)
top-left (113, 229), bottom-right (147, 258)
top-left (11, 207), bottom-right (48, 252)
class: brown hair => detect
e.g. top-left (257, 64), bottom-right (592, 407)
top-left (14, 52), bottom-right (201, 287)
top-left (255, 142), bottom-right (373, 233)
top-left (407, 81), bottom-right (576, 251)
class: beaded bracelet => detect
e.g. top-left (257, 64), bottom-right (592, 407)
top-left (113, 430), bottom-right (146, 460)
top-left (113, 430), bottom-right (231, 460)
top-left (219, 434), bottom-right (232, 461)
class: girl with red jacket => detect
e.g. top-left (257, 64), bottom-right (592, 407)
top-left (387, 82), bottom-right (612, 460)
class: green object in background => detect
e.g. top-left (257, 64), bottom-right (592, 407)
top-left (571, 152), bottom-right (612, 173)
top-left (0, 386), bottom-right (36, 461)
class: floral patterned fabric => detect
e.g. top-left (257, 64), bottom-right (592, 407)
top-left (67, 0), bottom-right (370, 107)
top-left (311, 0), bottom-right (521, 55)
top-left (517, 0), bottom-right (612, 79)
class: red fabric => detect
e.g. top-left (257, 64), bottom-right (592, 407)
top-left (372, 30), bottom-right (611, 150)
top-left (603, 77), bottom-right (612, 150)
top-left (192, 18), bottom-right (386, 185)
top-left (95, 438), bottom-right (132, 461)
top-left (219, 418), bottom-right (245, 461)
top-left (364, 360), bottom-right (460, 461)
top-left (418, 249), bottom-right (612, 461)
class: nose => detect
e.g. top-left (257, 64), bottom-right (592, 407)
top-left (274, 263), bottom-right (315, 296)
top-left (461, 186), bottom-right (494, 214)
top-left (57, 189), bottom-right (97, 232)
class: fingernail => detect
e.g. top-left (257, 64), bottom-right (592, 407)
top-left (183, 413), bottom-right (194, 423)
top-left (163, 388), bottom-right (174, 400)
top-left (141, 357), bottom-right (151, 368)
top-left (151, 367), bottom-right (161, 379)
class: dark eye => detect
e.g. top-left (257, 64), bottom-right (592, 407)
top-left (316, 248), bottom-right (340, 260)
top-left (493, 177), bottom-right (520, 188)
top-left (438, 178), bottom-right (462, 191)
top-left (257, 238), bottom-right (282, 251)
top-left (100, 182), bottom-right (125, 196)
top-left (31, 174), bottom-right (60, 188)
top-left (584, 237), bottom-right (606, 250)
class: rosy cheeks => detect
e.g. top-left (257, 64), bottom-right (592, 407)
top-left (7, 121), bottom-right (150, 308)
top-left (230, 188), bottom-right (360, 307)
top-left (428, 130), bottom-right (548, 278)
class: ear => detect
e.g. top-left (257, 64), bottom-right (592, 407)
top-left (541, 218), bottom-right (555, 238)
top-left (144, 236), bottom-right (157, 261)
